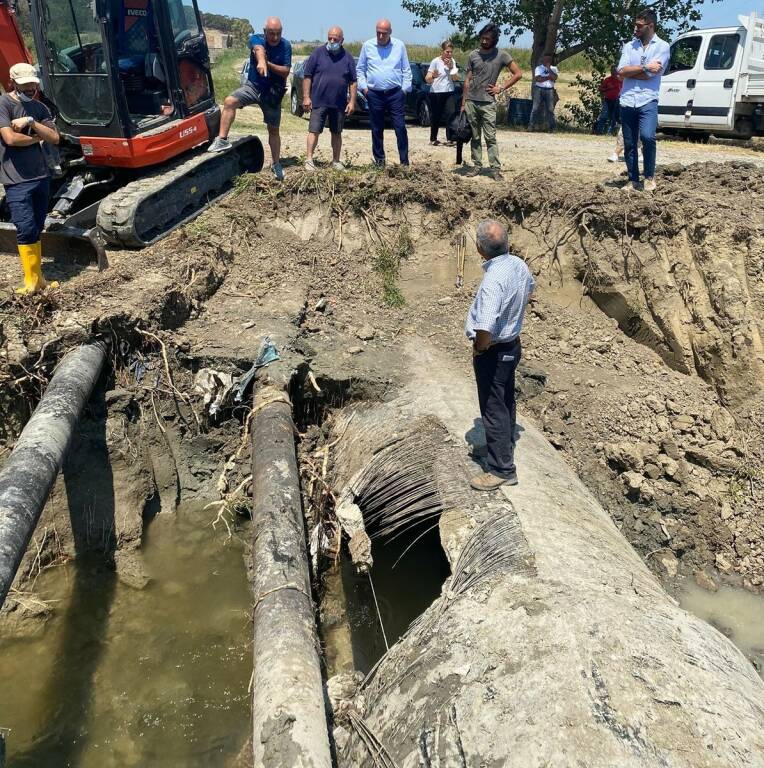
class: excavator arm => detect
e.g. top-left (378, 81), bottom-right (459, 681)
top-left (0, 0), bottom-right (33, 91)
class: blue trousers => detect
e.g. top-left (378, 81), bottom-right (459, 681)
top-left (620, 100), bottom-right (658, 182)
top-left (473, 339), bottom-right (521, 477)
top-left (366, 87), bottom-right (409, 165)
top-left (595, 98), bottom-right (620, 135)
top-left (5, 176), bottom-right (50, 244)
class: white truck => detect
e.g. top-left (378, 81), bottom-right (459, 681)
top-left (659, 13), bottom-right (764, 139)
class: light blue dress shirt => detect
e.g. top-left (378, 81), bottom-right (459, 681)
top-left (357, 37), bottom-right (413, 93)
top-left (618, 35), bottom-right (671, 108)
top-left (465, 253), bottom-right (535, 343)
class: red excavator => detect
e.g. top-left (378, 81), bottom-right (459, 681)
top-left (0, 0), bottom-right (263, 267)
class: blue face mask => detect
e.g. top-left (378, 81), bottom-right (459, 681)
top-left (326, 41), bottom-right (341, 52)
top-left (17, 90), bottom-right (36, 102)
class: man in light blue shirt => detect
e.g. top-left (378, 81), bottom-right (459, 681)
top-left (465, 219), bottom-right (535, 491)
top-left (617, 8), bottom-right (670, 192)
top-left (356, 19), bottom-right (412, 166)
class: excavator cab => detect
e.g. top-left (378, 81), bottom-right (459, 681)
top-left (29, 0), bottom-right (218, 150)
top-left (0, 0), bottom-right (262, 265)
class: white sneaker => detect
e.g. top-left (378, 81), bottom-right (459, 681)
top-left (304, 159), bottom-right (317, 172)
top-left (207, 136), bottom-right (232, 153)
top-left (607, 153), bottom-right (619, 163)
top-left (643, 178), bottom-right (657, 192)
top-left (331, 161), bottom-right (346, 171)
top-left (271, 163), bottom-right (285, 182)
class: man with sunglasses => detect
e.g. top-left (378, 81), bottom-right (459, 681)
top-left (357, 19), bottom-right (412, 167)
top-left (617, 9), bottom-right (670, 192)
top-left (0, 63), bottom-right (60, 293)
top-left (209, 16), bottom-right (291, 182)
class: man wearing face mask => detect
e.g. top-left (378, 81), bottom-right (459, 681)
top-left (617, 8), bottom-right (670, 192)
top-left (0, 63), bottom-right (60, 293)
top-left (302, 26), bottom-right (357, 171)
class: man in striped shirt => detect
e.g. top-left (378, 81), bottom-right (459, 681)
top-left (466, 220), bottom-right (535, 491)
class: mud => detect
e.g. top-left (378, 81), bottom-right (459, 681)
top-left (0, 155), bottom-right (763, 760)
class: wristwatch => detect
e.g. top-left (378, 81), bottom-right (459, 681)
top-left (642, 64), bottom-right (650, 76)
top-left (26, 115), bottom-right (34, 127)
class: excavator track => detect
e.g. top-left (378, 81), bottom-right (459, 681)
top-left (96, 136), bottom-right (264, 248)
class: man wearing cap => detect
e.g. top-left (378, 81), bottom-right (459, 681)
top-left (0, 62), bottom-right (60, 293)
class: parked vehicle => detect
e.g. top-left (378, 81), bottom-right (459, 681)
top-left (289, 59), bottom-right (463, 127)
top-left (659, 13), bottom-right (764, 140)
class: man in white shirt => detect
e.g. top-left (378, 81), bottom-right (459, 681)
top-left (617, 8), bottom-right (670, 191)
top-left (529, 53), bottom-right (558, 132)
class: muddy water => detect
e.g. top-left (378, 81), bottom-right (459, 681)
top-left (0, 504), bottom-right (251, 767)
top-left (679, 582), bottom-right (764, 678)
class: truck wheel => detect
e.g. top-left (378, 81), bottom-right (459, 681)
top-left (734, 117), bottom-right (753, 140)
top-left (290, 90), bottom-right (304, 117)
top-left (418, 100), bottom-right (431, 127)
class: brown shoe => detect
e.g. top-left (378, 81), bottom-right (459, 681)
top-left (469, 471), bottom-right (518, 491)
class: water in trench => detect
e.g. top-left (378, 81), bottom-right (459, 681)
top-left (678, 581), bottom-right (764, 679)
top-left (326, 523), bottom-right (450, 675)
top-left (0, 503), bottom-right (252, 767)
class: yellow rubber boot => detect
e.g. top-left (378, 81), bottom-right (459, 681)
top-left (15, 242), bottom-right (57, 294)
top-left (35, 242), bottom-right (58, 290)
top-left (15, 243), bottom-right (39, 294)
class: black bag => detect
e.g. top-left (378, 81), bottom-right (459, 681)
top-left (447, 111), bottom-right (473, 143)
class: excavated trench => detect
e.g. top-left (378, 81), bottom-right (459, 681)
top-left (0, 164), bottom-right (763, 763)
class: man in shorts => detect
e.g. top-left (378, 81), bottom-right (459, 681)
top-left (208, 16), bottom-right (291, 182)
top-left (302, 26), bottom-right (357, 171)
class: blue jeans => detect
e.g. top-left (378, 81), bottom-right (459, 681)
top-left (620, 100), bottom-right (658, 182)
top-left (595, 99), bottom-right (620, 135)
top-left (473, 339), bottom-right (521, 477)
top-left (366, 87), bottom-right (409, 165)
top-left (5, 176), bottom-right (50, 244)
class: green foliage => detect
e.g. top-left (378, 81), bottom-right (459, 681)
top-left (210, 47), bottom-right (249, 99)
top-left (200, 12), bottom-right (254, 48)
top-left (567, 69), bottom-right (606, 130)
top-left (401, 0), bottom-right (719, 67)
top-left (375, 225), bottom-right (412, 308)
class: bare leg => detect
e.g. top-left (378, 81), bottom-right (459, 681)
top-left (268, 124), bottom-right (281, 165)
top-left (306, 131), bottom-right (319, 161)
top-left (219, 95), bottom-right (240, 138)
top-left (330, 131), bottom-right (342, 162)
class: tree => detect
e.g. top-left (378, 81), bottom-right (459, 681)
top-left (200, 13), bottom-right (254, 48)
top-left (401, 0), bottom-right (719, 67)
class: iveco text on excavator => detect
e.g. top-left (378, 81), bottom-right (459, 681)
top-left (0, 0), bottom-right (264, 266)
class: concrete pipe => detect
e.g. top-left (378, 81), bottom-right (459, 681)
top-left (0, 340), bottom-right (107, 610)
top-left (250, 386), bottom-right (332, 768)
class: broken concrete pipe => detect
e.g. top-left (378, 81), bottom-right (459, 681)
top-left (0, 340), bottom-right (107, 610)
top-left (250, 385), bottom-right (332, 768)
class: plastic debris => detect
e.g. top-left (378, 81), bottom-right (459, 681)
top-left (234, 335), bottom-right (280, 403)
top-left (194, 368), bottom-right (234, 416)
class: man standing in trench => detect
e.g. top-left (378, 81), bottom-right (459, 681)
top-left (302, 26), bottom-right (357, 171)
top-left (466, 220), bottom-right (535, 491)
top-left (208, 16), bottom-right (291, 182)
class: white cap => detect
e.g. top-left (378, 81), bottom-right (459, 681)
top-left (9, 62), bottom-right (40, 86)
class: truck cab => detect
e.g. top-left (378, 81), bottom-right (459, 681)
top-left (659, 13), bottom-right (764, 139)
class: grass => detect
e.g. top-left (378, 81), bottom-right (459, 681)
top-left (375, 225), bottom-right (412, 308)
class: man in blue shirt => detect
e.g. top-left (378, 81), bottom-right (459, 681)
top-left (302, 26), bottom-right (357, 171)
top-left (356, 19), bottom-right (412, 167)
top-left (208, 16), bottom-right (292, 182)
top-left (617, 8), bottom-right (670, 192)
top-left (465, 220), bottom-right (535, 491)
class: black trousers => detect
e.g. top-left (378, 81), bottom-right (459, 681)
top-left (428, 91), bottom-right (453, 142)
top-left (473, 339), bottom-right (521, 477)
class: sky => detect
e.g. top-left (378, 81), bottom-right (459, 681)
top-left (199, 0), bottom-right (759, 45)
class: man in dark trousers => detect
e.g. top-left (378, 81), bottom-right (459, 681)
top-left (595, 65), bottom-right (622, 135)
top-left (0, 63), bottom-right (60, 294)
top-left (356, 18), bottom-right (412, 167)
top-left (466, 220), bottom-right (535, 491)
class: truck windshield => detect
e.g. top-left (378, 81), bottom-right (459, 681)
top-left (667, 36), bottom-right (702, 74)
top-left (39, 0), bottom-right (115, 124)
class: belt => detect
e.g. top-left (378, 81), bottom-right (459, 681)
top-left (490, 337), bottom-right (520, 350)
top-left (369, 86), bottom-right (402, 95)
